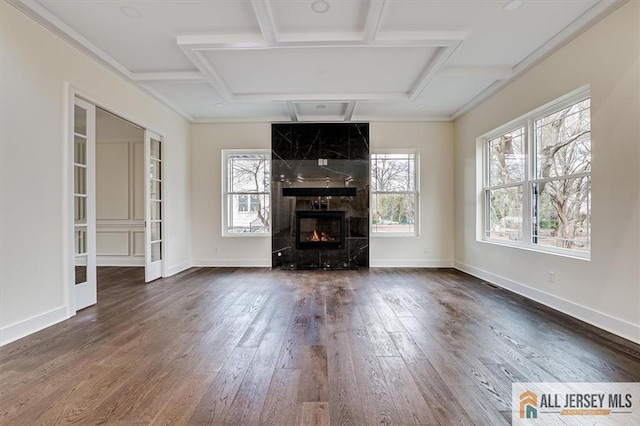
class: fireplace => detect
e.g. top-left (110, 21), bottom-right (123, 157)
top-left (296, 211), bottom-right (345, 250)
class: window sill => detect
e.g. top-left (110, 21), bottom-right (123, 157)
top-left (371, 233), bottom-right (419, 238)
top-left (479, 238), bottom-right (591, 261)
top-left (223, 233), bottom-right (271, 238)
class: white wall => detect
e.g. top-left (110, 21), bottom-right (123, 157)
top-left (191, 123), bottom-right (272, 266)
top-left (190, 122), bottom-right (454, 268)
top-left (453, 1), bottom-right (640, 343)
top-left (0, 3), bottom-right (192, 344)
top-left (370, 122), bottom-right (455, 267)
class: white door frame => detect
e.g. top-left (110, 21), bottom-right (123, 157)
top-left (66, 84), bottom-right (168, 315)
top-left (69, 97), bottom-right (97, 312)
top-left (144, 130), bottom-right (165, 282)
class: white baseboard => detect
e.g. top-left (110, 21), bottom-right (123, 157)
top-left (0, 306), bottom-right (68, 346)
top-left (97, 257), bottom-right (144, 267)
top-left (370, 259), bottom-right (454, 268)
top-left (167, 260), bottom-right (193, 277)
top-left (193, 258), bottom-right (271, 268)
top-left (454, 261), bottom-right (640, 345)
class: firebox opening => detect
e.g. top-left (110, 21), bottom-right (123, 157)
top-left (296, 211), bottom-right (345, 250)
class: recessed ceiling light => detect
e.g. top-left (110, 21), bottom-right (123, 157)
top-left (120, 6), bottom-right (142, 19)
top-left (311, 0), bottom-right (330, 14)
top-left (316, 104), bottom-right (327, 109)
top-left (503, 0), bottom-right (523, 12)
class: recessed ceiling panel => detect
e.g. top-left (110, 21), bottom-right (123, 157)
top-left (352, 101), bottom-right (442, 121)
top-left (380, 0), bottom-right (499, 32)
top-left (200, 102), bottom-right (291, 121)
top-left (443, 1), bottom-right (599, 67)
top-left (414, 75), bottom-right (500, 117)
top-left (271, 0), bottom-right (368, 35)
top-left (201, 46), bottom-right (439, 96)
top-left (38, 1), bottom-right (261, 72)
top-left (295, 102), bottom-right (348, 121)
top-left (145, 82), bottom-right (224, 117)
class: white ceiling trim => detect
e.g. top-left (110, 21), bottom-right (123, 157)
top-left (439, 66), bottom-right (513, 79)
top-left (8, 0), bottom-right (196, 122)
top-left (192, 116), bottom-right (292, 124)
top-left (345, 102), bottom-right (357, 122)
top-left (451, 0), bottom-right (628, 120)
top-left (138, 83), bottom-right (194, 121)
top-left (363, 0), bottom-right (390, 42)
top-left (234, 93), bottom-right (409, 102)
top-left (178, 37), bottom-right (465, 104)
top-left (10, 0), bottom-right (626, 124)
top-left (286, 103), bottom-right (298, 122)
top-left (8, 0), bottom-right (133, 79)
top-left (132, 72), bottom-right (205, 83)
top-left (250, 0), bottom-right (277, 44)
top-left (179, 47), bottom-right (234, 102)
top-left (408, 43), bottom-right (461, 101)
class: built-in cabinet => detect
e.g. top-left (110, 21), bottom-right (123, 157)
top-left (96, 139), bottom-right (145, 266)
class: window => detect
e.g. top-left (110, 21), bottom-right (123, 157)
top-left (223, 150), bottom-right (270, 235)
top-left (371, 151), bottom-right (418, 235)
top-left (482, 90), bottom-right (591, 256)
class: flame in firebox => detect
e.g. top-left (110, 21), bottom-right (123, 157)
top-left (310, 230), bottom-right (331, 242)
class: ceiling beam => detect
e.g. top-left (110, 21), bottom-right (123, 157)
top-left (251, 0), bottom-right (278, 43)
top-left (178, 46), bottom-right (234, 101)
top-left (409, 42), bottom-right (462, 101)
top-left (344, 102), bottom-right (356, 122)
top-left (363, 0), bottom-right (389, 42)
top-left (132, 72), bottom-right (205, 82)
top-left (233, 93), bottom-right (409, 102)
top-left (287, 103), bottom-right (298, 122)
top-left (439, 66), bottom-right (513, 79)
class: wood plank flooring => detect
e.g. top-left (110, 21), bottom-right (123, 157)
top-left (1, 267), bottom-right (639, 425)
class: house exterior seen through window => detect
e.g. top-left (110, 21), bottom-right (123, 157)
top-left (223, 150), bottom-right (270, 235)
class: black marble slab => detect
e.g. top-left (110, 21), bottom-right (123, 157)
top-left (271, 123), bottom-right (370, 269)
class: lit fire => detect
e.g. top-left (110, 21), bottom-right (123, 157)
top-left (310, 230), bottom-right (332, 242)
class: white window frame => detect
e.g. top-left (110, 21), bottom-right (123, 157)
top-left (479, 86), bottom-right (591, 259)
top-left (370, 150), bottom-right (420, 237)
top-left (222, 149), bottom-right (271, 237)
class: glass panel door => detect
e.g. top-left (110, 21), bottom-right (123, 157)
top-left (145, 131), bottom-right (163, 282)
top-left (72, 97), bottom-right (96, 310)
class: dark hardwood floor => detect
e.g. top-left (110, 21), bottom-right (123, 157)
top-left (1, 267), bottom-right (639, 425)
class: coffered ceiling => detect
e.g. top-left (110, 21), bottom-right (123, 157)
top-left (12, 0), bottom-right (623, 122)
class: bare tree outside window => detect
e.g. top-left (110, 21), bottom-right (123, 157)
top-left (224, 151), bottom-right (270, 234)
top-left (483, 93), bottom-right (591, 255)
top-left (371, 152), bottom-right (417, 234)
top-left (486, 128), bottom-right (525, 241)
top-left (533, 98), bottom-right (591, 250)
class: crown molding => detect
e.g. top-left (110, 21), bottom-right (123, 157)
top-left (451, 0), bottom-right (628, 120)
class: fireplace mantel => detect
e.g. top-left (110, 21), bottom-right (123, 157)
top-left (282, 187), bottom-right (357, 197)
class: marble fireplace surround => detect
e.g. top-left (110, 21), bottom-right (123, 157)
top-left (271, 123), bottom-right (370, 269)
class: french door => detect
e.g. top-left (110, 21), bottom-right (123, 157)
top-left (70, 96), bottom-right (164, 307)
top-left (72, 97), bottom-right (97, 311)
top-left (145, 130), bottom-right (164, 282)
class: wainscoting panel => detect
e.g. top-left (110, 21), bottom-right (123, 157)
top-left (96, 139), bottom-right (144, 266)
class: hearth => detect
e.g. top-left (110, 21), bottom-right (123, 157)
top-left (296, 211), bottom-right (345, 250)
